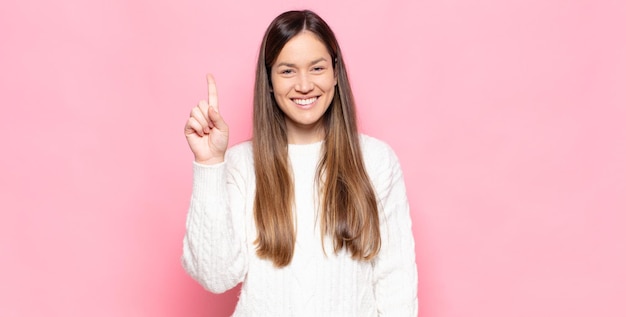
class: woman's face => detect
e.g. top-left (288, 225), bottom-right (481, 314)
top-left (270, 30), bottom-right (337, 144)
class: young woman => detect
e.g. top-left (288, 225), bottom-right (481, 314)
top-left (183, 10), bottom-right (417, 316)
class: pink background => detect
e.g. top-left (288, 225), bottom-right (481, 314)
top-left (1, 0), bottom-right (625, 316)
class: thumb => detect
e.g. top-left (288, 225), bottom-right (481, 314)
top-left (208, 106), bottom-right (228, 131)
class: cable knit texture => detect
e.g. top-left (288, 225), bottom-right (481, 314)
top-left (182, 135), bottom-right (418, 316)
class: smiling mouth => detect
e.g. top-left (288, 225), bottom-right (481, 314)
top-left (292, 97), bottom-right (318, 106)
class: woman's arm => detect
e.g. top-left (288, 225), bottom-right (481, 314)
top-left (181, 157), bottom-right (248, 293)
top-left (371, 144), bottom-right (418, 316)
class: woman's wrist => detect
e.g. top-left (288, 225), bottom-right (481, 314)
top-left (194, 157), bottom-right (225, 165)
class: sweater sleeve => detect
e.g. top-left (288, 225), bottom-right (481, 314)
top-left (181, 153), bottom-right (248, 294)
top-left (371, 144), bottom-right (418, 316)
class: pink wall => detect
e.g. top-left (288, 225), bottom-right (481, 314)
top-left (1, 0), bottom-right (624, 316)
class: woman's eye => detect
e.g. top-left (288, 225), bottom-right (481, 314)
top-left (280, 69), bottom-right (294, 75)
top-left (312, 66), bottom-right (325, 72)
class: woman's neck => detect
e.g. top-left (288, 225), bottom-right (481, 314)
top-left (286, 122), bottom-right (325, 144)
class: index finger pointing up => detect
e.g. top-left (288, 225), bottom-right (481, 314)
top-left (206, 73), bottom-right (219, 112)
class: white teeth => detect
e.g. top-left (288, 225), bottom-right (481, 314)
top-left (293, 97), bottom-right (317, 105)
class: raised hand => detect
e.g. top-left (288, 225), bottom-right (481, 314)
top-left (184, 74), bottom-right (229, 165)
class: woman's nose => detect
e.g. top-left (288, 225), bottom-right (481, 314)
top-left (294, 73), bottom-right (314, 93)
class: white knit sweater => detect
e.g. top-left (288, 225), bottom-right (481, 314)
top-left (182, 135), bottom-right (418, 316)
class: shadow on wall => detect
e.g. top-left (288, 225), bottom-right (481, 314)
top-left (192, 285), bottom-right (240, 317)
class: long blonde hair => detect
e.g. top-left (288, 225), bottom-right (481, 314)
top-left (252, 10), bottom-right (380, 267)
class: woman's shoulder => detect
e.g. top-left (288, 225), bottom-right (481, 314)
top-left (359, 134), bottom-right (402, 178)
top-left (359, 134), bottom-right (397, 159)
top-left (225, 140), bottom-right (254, 169)
top-left (227, 140), bottom-right (253, 156)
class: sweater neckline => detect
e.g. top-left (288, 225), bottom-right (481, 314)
top-left (288, 139), bottom-right (323, 147)
top-left (288, 140), bottom-right (323, 156)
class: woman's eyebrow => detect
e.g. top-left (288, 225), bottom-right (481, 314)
top-left (275, 57), bottom-right (328, 68)
top-left (308, 57), bottom-right (328, 65)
